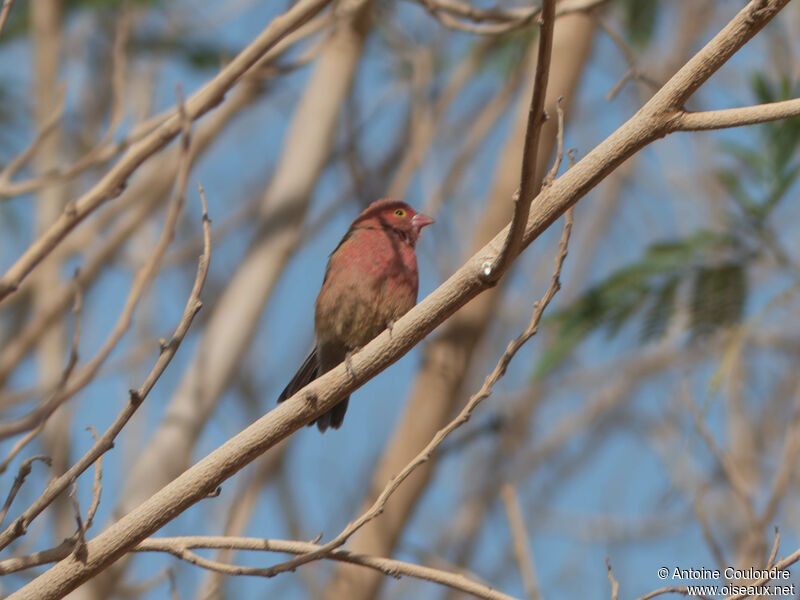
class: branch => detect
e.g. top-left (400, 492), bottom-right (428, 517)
top-left (669, 98), bottom-right (800, 131)
top-left (0, 456), bottom-right (51, 526)
top-left (0, 75), bottom-right (268, 387)
top-left (408, 0), bottom-right (610, 35)
top-left (0, 0), bottom-right (14, 37)
top-left (9, 2), bottom-right (793, 597)
top-left (488, 0), bottom-right (556, 281)
top-left (0, 536), bottom-right (520, 600)
top-left (0, 93), bottom-right (194, 440)
top-left (501, 485), bottom-right (540, 600)
top-left (606, 558), bottom-right (619, 600)
top-left (0, 0), bottom-right (332, 303)
top-left (0, 183), bottom-right (211, 552)
top-left (138, 537), bottom-right (519, 600)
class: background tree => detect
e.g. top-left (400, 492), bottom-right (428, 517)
top-left (0, 0), bottom-right (799, 599)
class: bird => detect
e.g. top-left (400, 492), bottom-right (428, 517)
top-left (278, 198), bottom-right (434, 432)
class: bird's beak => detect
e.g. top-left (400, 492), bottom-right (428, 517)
top-left (412, 213), bottom-right (434, 230)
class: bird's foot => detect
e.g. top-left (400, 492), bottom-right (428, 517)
top-left (386, 319), bottom-right (396, 337)
top-left (345, 352), bottom-right (357, 380)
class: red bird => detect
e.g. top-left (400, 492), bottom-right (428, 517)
top-left (278, 199), bottom-right (434, 432)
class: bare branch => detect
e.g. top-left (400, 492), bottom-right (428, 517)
top-left (0, 0), bottom-right (15, 37)
top-left (0, 456), bottom-right (52, 526)
top-left (767, 527), bottom-right (780, 569)
top-left (134, 537), bottom-right (520, 600)
top-left (501, 484), bottom-right (540, 600)
top-left (488, 0), bottom-right (556, 281)
top-left (0, 0), bottom-right (333, 303)
top-left (0, 85), bottom-right (66, 188)
top-left (0, 92), bottom-right (194, 440)
top-left (68, 483), bottom-right (87, 562)
top-left (8, 3), bottom-right (793, 596)
top-left (606, 558), bottom-right (619, 600)
top-left (84, 426), bottom-right (103, 531)
top-left (0, 181), bottom-right (212, 552)
top-left (408, 0), bottom-right (610, 35)
top-left (0, 535), bottom-right (520, 600)
top-left (669, 98), bottom-right (800, 131)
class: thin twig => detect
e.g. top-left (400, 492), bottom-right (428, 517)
top-left (84, 426), bottom-right (103, 531)
top-left (8, 3), bottom-right (795, 596)
top-left (0, 85), bottom-right (66, 187)
top-left (542, 97), bottom-right (565, 188)
top-left (0, 456), bottom-right (51, 525)
top-left (137, 537), bottom-right (520, 600)
top-left (681, 383), bottom-right (758, 527)
top-left (409, 0), bottom-right (610, 35)
top-left (501, 484), bottom-right (540, 600)
top-left (0, 535), bottom-right (520, 600)
top-left (0, 0), bottom-right (15, 37)
top-left (0, 279), bottom-right (82, 471)
top-left (766, 527), bottom-right (780, 569)
top-left (0, 178), bottom-right (212, 552)
top-left (606, 558), bottom-right (619, 600)
top-left (0, 0), bottom-right (333, 302)
top-left (0, 89), bottom-right (194, 441)
top-left (594, 16), bottom-right (660, 100)
top-left (489, 0), bottom-right (556, 281)
top-left (68, 483), bottom-right (88, 562)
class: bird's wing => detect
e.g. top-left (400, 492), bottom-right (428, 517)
top-left (277, 347), bottom-right (319, 403)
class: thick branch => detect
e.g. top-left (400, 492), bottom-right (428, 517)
top-left (8, 2), bottom-right (792, 598)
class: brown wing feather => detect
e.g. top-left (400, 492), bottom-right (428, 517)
top-left (277, 347), bottom-right (319, 404)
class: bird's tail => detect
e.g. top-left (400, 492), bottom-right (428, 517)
top-left (277, 348), bottom-right (349, 433)
top-left (314, 397), bottom-right (349, 432)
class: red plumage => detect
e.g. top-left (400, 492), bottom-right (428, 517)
top-left (278, 199), bottom-right (434, 432)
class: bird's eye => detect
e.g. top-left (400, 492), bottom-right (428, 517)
top-left (394, 208), bottom-right (406, 218)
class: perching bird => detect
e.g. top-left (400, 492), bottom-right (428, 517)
top-left (278, 198), bottom-right (434, 432)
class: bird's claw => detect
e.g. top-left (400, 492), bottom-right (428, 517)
top-left (345, 352), bottom-right (357, 379)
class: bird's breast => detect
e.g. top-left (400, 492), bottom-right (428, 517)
top-left (314, 227), bottom-right (419, 356)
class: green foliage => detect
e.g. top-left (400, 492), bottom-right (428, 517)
top-left (719, 74), bottom-right (800, 230)
top-left (536, 74), bottom-right (800, 376)
top-left (0, 0), bottom-right (228, 71)
top-left (622, 0), bottom-right (659, 48)
top-left (689, 264), bottom-right (746, 339)
top-left (130, 35), bottom-right (233, 70)
top-left (535, 232), bottom-right (744, 377)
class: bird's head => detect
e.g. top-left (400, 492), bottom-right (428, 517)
top-left (352, 199), bottom-right (434, 246)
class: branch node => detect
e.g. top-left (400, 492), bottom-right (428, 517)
top-left (129, 389), bottom-right (143, 406)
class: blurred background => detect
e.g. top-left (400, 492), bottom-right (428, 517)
top-left (0, 0), bottom-right (799, 598)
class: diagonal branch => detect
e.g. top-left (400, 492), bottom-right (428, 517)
top-left (0, 183), bottom-right (211, 552)
top-left (0, 0), bottom-right (14, 37)
top-left (8, 2), bottom-right (793, 597)
top-left (488, 0), bottom-right (556, 282)
top-left (0, 0), bottom-right (332, 303)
